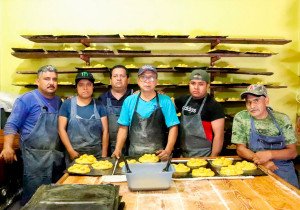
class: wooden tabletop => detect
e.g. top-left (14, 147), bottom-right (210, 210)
top-left (57, 165), bottom-right (300, 210)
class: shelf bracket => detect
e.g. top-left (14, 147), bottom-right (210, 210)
top-left (210, 39), bottom-right (221, 49)
top-left (80, 55), bottom-right (91, 66)
top-left (80, 39), bottom-right (90, 47)
top-left (210, 56), bottom-right (221, 66)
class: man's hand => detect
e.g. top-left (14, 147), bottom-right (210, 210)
top-left (68, 149), bottom-right (79, 160)
top-left (112, 149), bottom-right (121, 159)
top-left (261, 161), bottom-right (278, 172)
top-left (253, 150), bottom-right (272, 164)
top-left (0, 147), bottom-right (17, 163)
top-left (156, 149), bottom-right (171, 161)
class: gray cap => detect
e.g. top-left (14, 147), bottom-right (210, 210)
top-left (189, 69), bottom-right (210, 83)
top-left (241, 84), bottom-right (268, 99)
top-left (138, 64), bottom-right (157, 75)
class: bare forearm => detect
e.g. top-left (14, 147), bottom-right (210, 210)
top-left (115, 126), bottom-right (128, 151)
top-left (269, 144), bottom-right (297, 160)
top-left (236, 144), bottom-right (256, 161)
top-left (211, 136), bottom-right (223, 157)
top-left (3, 134), bottom-right (15, 149)
top-left (101, 130), bottom-right (109, 157)
top-left (165, 125), bottom-right (178, 153)
top-left (58, 129), bottom-right (75, 153)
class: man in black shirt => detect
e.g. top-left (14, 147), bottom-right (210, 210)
top-left (175, 69), bottom-right (225, 157)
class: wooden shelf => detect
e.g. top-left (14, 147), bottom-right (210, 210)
top-left (12, 51), bottom-right (274, 59)
top-left (21, 35), bottom-right (291, 45)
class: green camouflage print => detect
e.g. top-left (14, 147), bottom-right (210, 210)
top-left (231, 110), bottom-right (296, 146)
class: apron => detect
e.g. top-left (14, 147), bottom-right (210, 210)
top-left (65, 97), bottom-right (102, 165)
top-left (128, 92), bottom-right (167, 156)
top-left (21, 92), bottom-right (64, 205)
top-left (249, 109), bottom-right (299, 188)
top-left (180, 95), bottom-right (212, 157)
top-left (106, 90), bottom-right (133, 155)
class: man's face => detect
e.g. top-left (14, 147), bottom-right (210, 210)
top-left (36, 71), bottom-right (58, 98)
top-left (76, 79), bottom-right (94, 99)
top-left (245, 94), bottom-right (269, 119)
top-left (189, 80), bottom-right (209, 99)
top-left (137, 71), bottom-right (157, 92)
top-left (110, 67), bottom-right (129, 90)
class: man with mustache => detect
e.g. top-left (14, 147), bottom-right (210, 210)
top-left (0, 65), bottom-right (65, 205)
top-left (231, 84), bottom-right (299, 188)
top-left (174, 69), bottom-right (225, 157)
top-left (58, 71), bottom-right (108, 166)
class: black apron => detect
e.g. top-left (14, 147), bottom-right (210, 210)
top-left (21, 92), bottom-right (64, 205)
top-left (249, 109), bottom-right (299, 188)
top-left (128, 92), bottom-right (167, 156)
top-left (180, 95), bottom-right (212, 157)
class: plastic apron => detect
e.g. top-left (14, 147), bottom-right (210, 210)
top-left (249, 109), bottom-right (299, 188)
top-left (65, 97), bottom-right (102, 165)
top-left (21, 92), bottom-right (64, 205)
top-left (128, 93), bottom-right (167, 156)
top-left (180, 95), bottom-right (212, 157)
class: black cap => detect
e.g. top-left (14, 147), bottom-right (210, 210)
top-left (75, 71), bottom-right (95, 85)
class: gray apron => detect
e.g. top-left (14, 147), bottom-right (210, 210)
top-left (249, 109), bottom-right (299, 188)
top-left (180, 95), bottom-right (212, 157)
top-left (65, 97), bottom-right (102, 165)
top-left (21, 92), bottom-right (64, 205)
top-left (128, 92), bottom-right (167, 156)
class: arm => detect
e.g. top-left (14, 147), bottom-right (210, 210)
top-left (112, 125), bottom-right (128, 158)
top-left (210, 118), bottom-right (225, 156)
top-left (0, 134), bottom-right (17, 163)
top-left (157, 125), bottom-right (178, 161)
top-left (254, 144), bottom-right (297, 164)
top-left (237, 144), bottom-right (278, 171)
top-left (58, 116), bottom-right (79, 160)
top-left (100, 116), bottom-right (109, 157)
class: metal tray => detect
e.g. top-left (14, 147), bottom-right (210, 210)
top-left (12, 48), bottom-right (45, 52)
top-left (172, 159), bottom-right (266, 179)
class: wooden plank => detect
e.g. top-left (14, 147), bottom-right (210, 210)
top-left (244, 176), bottom-right (300, 210)
top-left (175, 180), bottom-right (227, 210)
top-left (212, 179), bottom-right (273, 210)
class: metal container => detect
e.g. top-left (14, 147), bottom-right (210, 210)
top-left (123, 162), bottom-right (174, 191)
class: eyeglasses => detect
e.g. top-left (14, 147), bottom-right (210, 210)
top-left (139, 75), bottom-right (157, 82)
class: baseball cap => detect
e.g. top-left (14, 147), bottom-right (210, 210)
top-left (75, 71), bottom-right (95, 85)
top-left (138, 64), bottom-right (157, 76)
top-left (189, 69), bottom-right (210, 83)
top-left (240, 84), bottom-right (268, 99)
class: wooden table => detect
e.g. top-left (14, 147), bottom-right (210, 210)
top-left (57, 164), bottom-right (300, 210)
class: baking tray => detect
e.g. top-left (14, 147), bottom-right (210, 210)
top-left (117, 49), bottom-right (151, 54)
top-left (66, 157), bottom-right (117, 176)
top-left (12, 48), bottom-right (45, 52)
top-left (208, 49), bottom-right (240, 54)
top-left (75, 67), bottom-right (109, 72)
top-left (46, 50), bottom-right (78, 53)
top-left (81, 49), bottom-right (114, 54)
top-left (23, 184), bottom-right (120, 210)
top-left (55, 35), bottom-right (87, 38)
top-left (174, 66), bottom-right (201, 71)
top-left (87, 34), bottom-right (120, 38)
top-left (207, 67), bottom-right (239, 71)
top-left (195, 35), bottom-right (228, 39)
top-left (171, 159), bottom-right (267, 179)
top-left (123, 35), bottom-right (155, 38)
top-left (157, 35), bottom-right (189, 38)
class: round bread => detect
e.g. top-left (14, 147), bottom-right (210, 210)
top-left (187, 158), bottom-right (208, 169)
top-left (219, 165), bottom-right (243, 176)
top-left (211, 157), bottom-right (233, 167)
top-left (68, 164), bottom-right (90, 174)
top-left (172, 163), bottom-right (190, 178)
top-left (75, 154), bottom-right (97, 164)
top-left (91, 160), bottom-right (113, 170)
top-left (235, 160), bottom-right (257, 171)
top-left (192, 167), bottom-right (215, 177)
top-left (138, 154), bottom-right (159, 163)
top-left (119, 159), bottom-right (138, 168)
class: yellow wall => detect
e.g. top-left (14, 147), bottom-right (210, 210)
top-left (0, 0), bottom-right (300, 125)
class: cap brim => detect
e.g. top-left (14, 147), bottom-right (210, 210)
top-left (240, 92), bottom-right (265, 99)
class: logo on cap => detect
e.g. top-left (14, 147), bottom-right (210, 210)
top-left (81, 72), bottom-right (89, 77)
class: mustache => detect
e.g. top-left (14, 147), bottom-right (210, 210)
top-left (47, 85), bottom-right (55, 88)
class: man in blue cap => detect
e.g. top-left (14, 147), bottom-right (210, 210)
top-left (231, 84), bottom-right (299, 188)
top-left (112, 65), bottom-right (180, 161)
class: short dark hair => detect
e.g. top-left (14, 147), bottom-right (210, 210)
top-left (37, 65), bottom-right (57, 77)
top-left (109, 65), bottom-right (129, 78)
